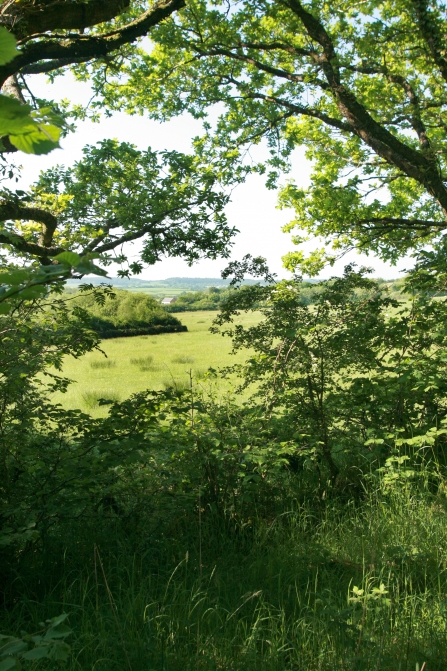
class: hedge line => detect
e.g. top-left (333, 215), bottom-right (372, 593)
top-left (96, 324), bottom-right (188, 339)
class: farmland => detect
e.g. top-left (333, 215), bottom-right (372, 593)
top-left (51, 310), bottom-right (259, 415)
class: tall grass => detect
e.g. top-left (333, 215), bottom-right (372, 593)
top-left (81, 389), bottom-right (121, 408)
top-left (130, 356), bottom-right (154, 366)
top-left (171, 355), bottom-right (195, 364)
top-left (2, 477), bottom-right (447, 670)
top-left (162, 377), bottom-right (191, 392)
top-left (90, 359), bottom-right (116, 369)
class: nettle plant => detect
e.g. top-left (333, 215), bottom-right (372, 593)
top-left (214, 265), bottom-right (447, 484)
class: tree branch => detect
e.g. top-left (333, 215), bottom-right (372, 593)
top-left (0, 201), bottom-right (59, 243)
top-left (411, 0), bottom-right (447, 85)
top-left (194, 45), bottom-right (328, 88)
top-left (238, 40), bottom-right (312, 57)
top-left (357, 217), bottom-right (446, 230)
top-left (20, 56), bottom-right (95, 76)
top-left (2, 0), bottom-right (131, 40)
top-left (284, 0), bottom-right (447, 214)
top-left (242, 89), bottom-right (353, 133)
top-left (387, 73), bottom-right (431, 150)
top-left (0, 231), bottom-right (63, 258)
top-left (89, 219), bottom-right (168, 256)
top-left (0, 0), bottom-right (186, 86)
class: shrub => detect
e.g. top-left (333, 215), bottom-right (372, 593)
top-left (73, 290), bottom-right (187, 338)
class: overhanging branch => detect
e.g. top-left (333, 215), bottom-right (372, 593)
top-left (357, 217), bottom-right (447, 230)
top-left (0, 0), bottom-right (186, 86)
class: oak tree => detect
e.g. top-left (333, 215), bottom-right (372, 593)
top-left (103, 0), bottom-right (447, 273)
top-left (0, 0), bottom-right (236, 274)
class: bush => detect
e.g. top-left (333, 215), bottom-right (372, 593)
top-left (73, 290), bottom-right (187, 337)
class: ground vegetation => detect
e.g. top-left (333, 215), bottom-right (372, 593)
top-left (2, 2), bottom-right (447, 670)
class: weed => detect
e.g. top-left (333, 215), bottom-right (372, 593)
top-left (81, 390), bottom-right (121, 409)
top-left (90, 359), bottom-right (116, 369)
top-left (162, 377), bottom-right (190, 392)
top-left (171, 355), bottom-right (195, 364)
top-left (3, 480), bottom-right (446, 670)
top-left (130, 355), bottom-right (154, 366)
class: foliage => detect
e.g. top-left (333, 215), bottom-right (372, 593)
top-left (0, 251), bottom-right (107, 315)
top-left (3, 3), bottom-right (447, 670)
top-left (2, 452), bottom-right (447, 670)
top-left (214, 266), bottom-right (447, 482)
top-left (0, 291), bottom-right (105, 558)
top-left (165, 286), bottom-right (230, 312)
top-left (0, 1), bottom-right (238, 274)
top-left (2, 271), bottom-right (447, 669)
top-left (72, 288), bottom-right (187, 337)
top-left (18, 139), bottom-right (235, 267)
top-left (0, 614), bottom-right (72, 671)
top-left (100, 0), bottom-right (447, 273)
top-left (0, 27), bottom-right (62, 155)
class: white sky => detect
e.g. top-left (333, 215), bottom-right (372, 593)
top-left (12, 73), bottom-right (410, 281)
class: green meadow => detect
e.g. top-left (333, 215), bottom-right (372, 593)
top-left (51, 311), bottom-right (258, 415)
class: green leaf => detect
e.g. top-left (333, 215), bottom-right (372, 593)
top-left (0, 28), bottom-right (18, 66)
top-left (44, 624), bottom-right (71, 640)
top-left (0, 657), bottom-right (17, 671)
top-left (47, 614), bottom-right (69, 628)
top-left (52, 252), bottom-right (81, 266)
top-left (48, 641), bottom-right (71, 661)
top-left (21, 646), bottom-right (50, 661)
top-left (0, 96), bottom-right (61, 154)
top-left (0, 270), bottom-right (30, 285)
top-left (18, 286), bottom-right (47, 299)
top-left (74, 260), bottom-right (108, 276)
top-left (9, 123), bottom-right (61, 155)
top-left (0, 642), bottom-right (26, 657)
top-left (0, 97), bottom-right (33, 136)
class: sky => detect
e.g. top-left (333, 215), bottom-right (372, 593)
top-left (12, 73), bottom-right (410, 282)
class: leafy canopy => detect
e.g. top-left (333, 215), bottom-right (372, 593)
top-left (92, 0), bottom-right (447, 274)
top-left (0, 0), bottom-right (238, 280)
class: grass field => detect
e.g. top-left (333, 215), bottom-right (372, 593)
top-left (51, 311), bottom-right (258, 416)
top-left (122, 287), bottom-right (180, 297)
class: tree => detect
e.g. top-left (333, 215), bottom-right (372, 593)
top-left (100, 0), bottom-right (447, 273)
top-left (214, 266), bottom-right (447, 483)
top-left (0, 0), bottom-right (236, 273)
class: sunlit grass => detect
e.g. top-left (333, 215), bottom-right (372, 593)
top-left (89, 359), bottom-right (116, 369)
top-left (50, 311), bottom-right (260, 416)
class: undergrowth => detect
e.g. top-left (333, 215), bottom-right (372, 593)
top-left (2, 476), bottom-right (446, 670)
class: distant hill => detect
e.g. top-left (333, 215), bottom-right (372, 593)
top-left (66, 276), bottom-right (269, 292)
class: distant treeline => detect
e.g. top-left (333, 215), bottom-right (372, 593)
top-left (164, 279), bottom-right (407, 312)
top-left (164, 286), bottom-right (232, 311)
top-left (72, 290), bottom-right (187, 338)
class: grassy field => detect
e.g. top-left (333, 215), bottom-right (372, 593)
top-left (51, 311), bottom-right (258, 415)
top-left (122, 286), bottom-right (180, 297)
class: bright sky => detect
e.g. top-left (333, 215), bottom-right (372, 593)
top-left (13, 73), bottom-right (410, 281)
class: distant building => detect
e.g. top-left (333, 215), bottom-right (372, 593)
top-left (161, 297), bottom-right (177, 304)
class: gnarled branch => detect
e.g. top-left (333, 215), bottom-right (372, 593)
top-left (1, 0), bottom-right (131, 40)
top-left (0, 0), bottom-right (186, 86)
